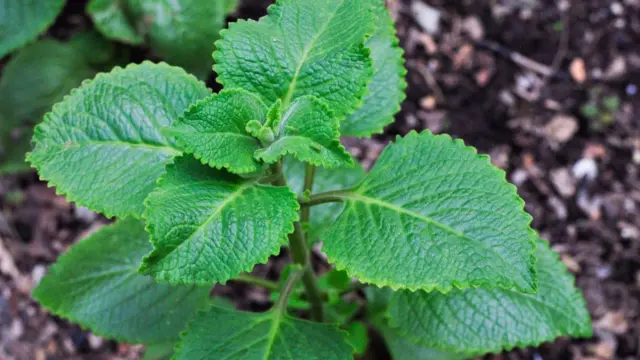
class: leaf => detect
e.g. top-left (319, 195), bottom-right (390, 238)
top-left (284, 157), bottom-right (365, 243)
top-left (87, 0), bottom-right (145, 45)
top-left (174, 306), bottom-right (354, 360)
top-left (0, 128), bottom-right (32, 175)
top-left (341, 0), bottom-right (407, 137)
top-left (376, 321), bottom-right (465, 360)
top-left (345, 322), bottom-right (369, 355)
top-left (214, 0), bottom-right (375, 119)
top-left (322, 131), bottom-right (537, 293)
top-left (143, 343), bottom-right (175, 360)
top-left (0, 0), bottom-right (65, 58)
top-left (32, 219), bottom-right (210, 344)
top-left (387, 237), bottom-right (592, 355)
top-left (139, 156), bottom-right (299, 285)
top-left (255, 96), bottom-right (353, 168)
top-left (28, 62), bottom-right (211, 218)
top-left (166, 89), bottom-right (267, 174)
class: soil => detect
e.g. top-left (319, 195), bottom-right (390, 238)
top-left (1, 0), bottom-right (639, 359)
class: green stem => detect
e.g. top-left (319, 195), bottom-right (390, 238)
top-left (274, 268), bottom-right (303, 313)
top-left (234, 274), bottom-right (280, 292)
top-left (300, 164), bottom-right (316, 224)
top-left (272, 162), bottom-right (324, 322)
top-left (300, 189), bottom-right (351, 207)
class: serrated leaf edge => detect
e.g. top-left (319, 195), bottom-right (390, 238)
top-left (323, 130), bottom-right (538, 294)
top-left (26, 61), bottom-right (209, 219)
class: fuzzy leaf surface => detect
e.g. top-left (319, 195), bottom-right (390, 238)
top-left (28, 62), bottom-right (210, 218)
top-left (214, 0), bottom-right (374, 118)
top-left (32, 219), bottom-right (210, 344)
top-left (166, 89), bottom-right (267, 174)
top-left (140, 156), bottom-right (299, 285)
top-left (341, 0), bottom-right (406, 137)
top-left (0, 0), bottom-right (65, 57)
top-left (284, 157), bottom-right (365, 243)
top-left (388, 237), bottom-right (592, 355)
top-left (87, 0), bottom-right (144, 45)
top-left (322, 131), bottom-right (536, 292)
top-left (255, 96), bottom-right (352, 168)
top-left (174, 306), bottom-right (353, 360)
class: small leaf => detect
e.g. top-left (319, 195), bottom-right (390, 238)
top-left (0, 0), bottom-right (65, 57)
top-left (142, 343), bottom-right (175, 360)
top-left (32, 219), bottom-right (210, 344)
top-left (28, 62), bottom-right (211, 218)
top-left (140, 156), bottom-right (299, 285)
top-left (87, 0), bottom-right (145, 45)
top-left (323, 131), bottom-right (537, 293)
top-left (214, 0), bottom-right (374, 119)
top-left (255, 96), bottom-right (353, 168)
top-left (376, 320), bottom-right (465, 360)
top-left (345, 322), bottom-right (369, 355)
top-left (284, 157), bottom-right (365, 243)
top-left (341, 0), bottom-right (407, 137)
top-left (166, 89), bottom-right (268, 174)
top-left (174, 306), bottom-right (354, 360)
top-left (388, 236), bottom-right (592, 355)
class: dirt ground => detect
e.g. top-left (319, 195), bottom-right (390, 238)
top-left (1, 0), bottom-right (639, 359)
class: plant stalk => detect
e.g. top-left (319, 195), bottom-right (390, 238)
top-left (301, 164), bottom-right (316, 224)
top-left (274, 267), bottom-right (303, 314)
top-left (300, 189), bottom-right (351, 207)
top-left (234, 274), bottom-right (280, 292)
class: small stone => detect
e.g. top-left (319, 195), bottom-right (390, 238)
top-left (561, 254), bottom-right (581, 273)
top-left (544, 114), bottom-right (579, 143)
top-left (572, 158), bottom-right (598, 181)
top-left (31, 264), bottom-right (47, 285)
top-left (88, 334), bottom-right (105, 349)
top-left (610, 2), bottom-right (624, 15)
top-left (550, 168), bottom-right (576, 197)
top-left (411, 2), bottom-right (441, 35)
top-left (462, 16), bottom-right (484, 40)
top-left (569, 58), bottom-right (587, 84)
top-left (595, 311), bottom-right (629, 334)
top-left (420, 96), bottom-right (437, 110)
top-left (548, 196), bottom-right (568, 220)
top-left (74, 206), bottom-right (97, 223)
top-left (510, 169), bottom-right (529, 186)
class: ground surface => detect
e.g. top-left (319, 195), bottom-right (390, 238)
top-left (1, 0), bottom-right (639, 359)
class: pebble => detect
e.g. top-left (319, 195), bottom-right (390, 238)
top-left (411, 2), bottom-right (440, 35)
top-left (611, 2), bottom-right (624, 16)
top-left (572, 158), bottom-right (598, 181)
top-left (544, 115), bottom-right (579, 143)
top-left (550, 168), bottom-right (576, 197)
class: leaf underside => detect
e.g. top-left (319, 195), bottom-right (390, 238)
top-left (32, 219), bottom-right (210, 344)
top-left (387, 236), bottom-right (593, 355)
top-left (28, 62), bottom-right (211, 219)
top-left (140, 156), bottom-right (299, 286)
top-left (340, 0), bottom-right (407, 137)
top-left (174, 306), bottom-right (353, 360)
top-left (166, 88), bottom-right (267, 174)
top-left (0, 0), bottom-right (65, 58)
top-left (322, 131), bottom-right (537, 293)
top-left (256, 96), bottom-right (353, 168)
top-left (213, 0), bottom-right (374, 118)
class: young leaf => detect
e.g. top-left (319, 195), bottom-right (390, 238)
top-left (87, 0), bottom-right (145, 45)
top-left (284, 157), bottom-right (365, 243)
top-left (140, 156), bottom-right (299, 285)
top-left (32, 219), bottom-right (210, 344)
top-left (28, 62), bottom-right (210, 219)
top-left (255, 96), bottom-right (353, 168)
top-left (214, 0), bottom-right (374, 118)
top-left (387, 236), bottom-right (592, 355)
top-left (322, 131), bottom-right (537, 293)
top-left (173, 306), bottom-right (354, 360)
top-left (340, 0), bottom-right (407, 137)
top-left (165, 89), bottom-right (267, 174)
top-left (0, 0), bottom-right (65, 58)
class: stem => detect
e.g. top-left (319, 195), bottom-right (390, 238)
top-left (300, 189), bottom-right (351, 207)
top-left (274, 268), bottom-right (303, 313)
top-left (233, 274), bottom-right (280, 292)
top-left (272, 163), bottom-right (324, 322)
top-left (300, 164), bottom-right (316, 224)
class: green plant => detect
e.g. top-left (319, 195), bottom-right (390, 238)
top-left (29, 1), bottom-right (591, 359)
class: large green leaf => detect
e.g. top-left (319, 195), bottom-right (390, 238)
top-left (388, 237), bottom-right (592, 355)
top-left (214, 0), bottom-right (374, 119)
top-left (0, 0), bottom-right (65, 58)
top-left (340, 0), bottom-right (406, 137)
top-left (28, 62), bottom-right (210, 218)
top-left (140, 156), bottom-right (299, 285)
top-left (322, 131), bottom-right (536, 293)
top-left (174, 306), bottom-right (353, 360)
top-left (166, 88), bottom-right (267, 174)
top-left (87, 0), bottom-right (145, 45)
top-left (284, 157), bottom-right (365, 243)
top-left (256, 96), bottom-right (353, 168)
top-left (32, 219), bottom-right (210, 344)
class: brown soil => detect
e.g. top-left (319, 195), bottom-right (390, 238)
top-left (1, 0), bottom-right (639, 359)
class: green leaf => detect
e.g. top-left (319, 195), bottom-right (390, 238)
top-left (214, 0), bottom-right (374, 119)
top-left (87, 0), bottom-right (145, 45)
top-left (322, 131), bottom-right (536, 293)
top-left (388, 236), bottom-right (592, 355)
top-left (284, 157), bottom-right (365, 243)
top-left (345, 322), bottom-right (369, 355)
top-left (341, 0), bottom-right (407, 137)
top-left (174, 306), bottom-right (354, 360)
top-left (376, 321), bottom-right (465, 360)
top-left (32, 219), bottom-right (210, 344)
top-left (142, 343), bottom-right (175, 360)
top-left (0, 127), bottom-right (32, 175)
top-left (166, 89), bottom-right (267, 174)
top-left (255, 96), bottom-right (353, 168)
top-left (0, 0), bottom-right (65, 58)
top-left (28, 62), bottom-right (210, 218)
top-left (139, 156), bottom-right (299, 286)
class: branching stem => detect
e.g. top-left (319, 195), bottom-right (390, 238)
top-left (300, 189), bottom-right (351, 207)
top-left (274, 268), bottom-right (303, 314)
